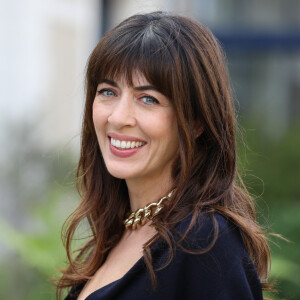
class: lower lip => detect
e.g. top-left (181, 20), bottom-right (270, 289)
top-left (109, 140), bottom-right (145, 158)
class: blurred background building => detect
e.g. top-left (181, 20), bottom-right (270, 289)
top-left (1, 0), bottom-right (299, 299)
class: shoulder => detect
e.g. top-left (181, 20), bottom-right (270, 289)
top-left (175, 212), bottom-right (245, 253)
top-left (151, 212), bottom-right (264, 299)
top-left (160, 213), bottom-right (263, 299)
top-left (176, 211), bottom-right (236, 235)
top-left (173, 212), bottom-right (256, 278)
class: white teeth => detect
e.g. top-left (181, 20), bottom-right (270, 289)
top-left (120, 141), bottom-right (126, 148)
top-left (110, 138), bottom-right (145, 149)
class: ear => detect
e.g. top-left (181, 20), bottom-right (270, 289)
top-left (194, 122), bottom-right (203, 138)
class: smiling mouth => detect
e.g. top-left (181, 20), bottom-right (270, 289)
top-left (110, 138), bottom-right (146, 150)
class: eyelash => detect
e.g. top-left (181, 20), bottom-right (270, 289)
top-left (141, 96), bottom-right (159, 105)
top-left (97, 88), bottom-right (116, 97)
top-left (97, 88), bottom-right (159, 105)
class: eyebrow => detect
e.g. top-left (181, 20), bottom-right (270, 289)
top-left (99, 79), bottom-right (159, 92)
top-left (134, 85), bottom-right (158, 92)
top-left (100, 79), bottom-right (118, 87)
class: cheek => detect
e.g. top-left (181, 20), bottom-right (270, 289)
top-left (92, 104), bottom-right (107, 134)
top-left (160, 113), bottom-right (178, 137)
top-left (142, 112), bottom-right (178, 144)
top-left (163, 114), bottom-right (179, 150)
top-left (92, 107), bottom-right (109, 154)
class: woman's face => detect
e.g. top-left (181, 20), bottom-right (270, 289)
top-left (93, 72), bottom-right (179, 184)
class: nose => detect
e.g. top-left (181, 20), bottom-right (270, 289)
top-left (107, 92), bottom-right (137, 129)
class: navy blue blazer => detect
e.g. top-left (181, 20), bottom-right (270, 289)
top-left (65, 213), bottom-right (263, 300)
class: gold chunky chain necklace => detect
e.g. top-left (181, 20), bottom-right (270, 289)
top-left (123, 190), bottom-right (174, 230)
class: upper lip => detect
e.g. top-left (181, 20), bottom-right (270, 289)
top-left (108, 132), bottom-right (146, 142)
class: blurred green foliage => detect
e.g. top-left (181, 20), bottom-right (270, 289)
top-left (238, 120), bottom-right (300, 299)
top-left (0, 190), bottom-right (69, 300)
top-left (0, 120), bottom-right (78, 300)
top-left (0, 121), bottom-right (299, 299)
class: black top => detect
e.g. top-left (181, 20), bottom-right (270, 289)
top-left (65, 213), bottom-right (263, 300)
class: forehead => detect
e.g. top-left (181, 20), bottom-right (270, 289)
top-left (131, 71), bottom-right (150, 85)
top-left (123, 71), bottom-right (150, 87)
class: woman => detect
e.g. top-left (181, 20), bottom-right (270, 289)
top-left (57, 12), bottom-right (271, 300)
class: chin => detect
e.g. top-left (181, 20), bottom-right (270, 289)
top-left (105, 165), bottom-right (136, 180)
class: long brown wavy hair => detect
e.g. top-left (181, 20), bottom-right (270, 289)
top-left (56, 11), bottom-right (272, 298)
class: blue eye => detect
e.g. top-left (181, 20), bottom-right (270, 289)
top-left (98, 89), bottom-right (116, 96)
top-left (141, 96), bottom-right (159, 105)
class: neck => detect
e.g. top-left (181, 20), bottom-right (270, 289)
top-left (126, 173), bottom-right (174, 212)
